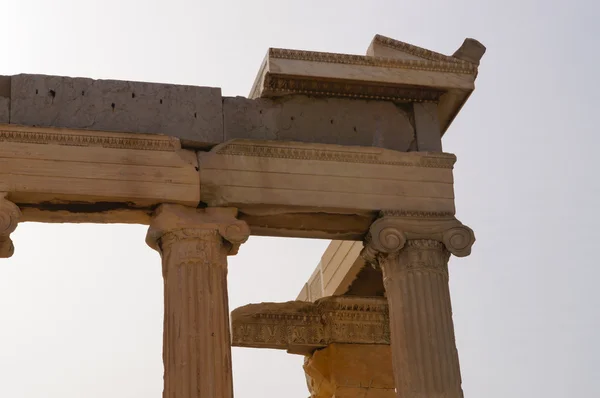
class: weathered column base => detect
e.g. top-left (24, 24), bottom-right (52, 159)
top-left (304, 344), bottom-right (395, 398)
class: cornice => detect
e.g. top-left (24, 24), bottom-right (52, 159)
top-left (263, 73), bottom-right (444, 103)
top-left (269, 48), bottom-right (477, 75)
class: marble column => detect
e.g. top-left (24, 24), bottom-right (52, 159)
top-left (0, 193), bottom-right (21, 258)
top-left (146, 204), bottom-right (250, 398)
top-left (362, 212), bottom-right (475, 398)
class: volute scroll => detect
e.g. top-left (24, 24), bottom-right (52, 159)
top-left (0, 193), bottom-right (22, 258)
top-left (361, 210), bottom-right (476, 265)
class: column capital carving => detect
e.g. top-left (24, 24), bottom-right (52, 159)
top-left (361, 210), bottom-right (475, 264)
top-left (145, 204), bottom-right (250, 255)
top-left (0, 193), bottom-right (21, 258)
top-left (231, 296), bottom-right (389, 356)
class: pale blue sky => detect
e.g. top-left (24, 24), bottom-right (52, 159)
top-left (1, 0), bottom-right (599, 397)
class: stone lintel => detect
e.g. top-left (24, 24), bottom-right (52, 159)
top-left (0, 124), bottom-right (200, 208)
top-left (198, 139), bottom-right (457, 219)
top-left (1, 124), bottom-right (461, 241)
top-left (231, 296), bottom-right (389, 356)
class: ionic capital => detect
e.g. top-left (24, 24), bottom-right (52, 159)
top-left (361, 210), bottom-right (475, 264)
top-left (0, 193), bottom-right (21, 258)
top-left (231, 296), bottom-right (389, 356)
top-left (146, 204), bottom-right (250, 256)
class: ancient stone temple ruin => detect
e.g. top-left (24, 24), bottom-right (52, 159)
top-left (0, 34), bottom-right (485, 397)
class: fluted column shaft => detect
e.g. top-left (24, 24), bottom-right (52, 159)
top-left (362, 212), bottom-right (476, 398)
top-left (147, 205), bottom-right (250, 398)
top-left (161, 229), bottom-right (232, 398)
top-left (380, 240), bottom-right (462, 398)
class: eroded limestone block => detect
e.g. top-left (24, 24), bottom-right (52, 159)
top-left (10, 74), bottom-right (223, 144)
top-left (224, 95), bottom-right (415, 151)
top-left (304, 344), bottom-right (395, 398)
top-left (199, 139), bottom-right (456, 218)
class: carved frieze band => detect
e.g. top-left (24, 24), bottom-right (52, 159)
top-left (264, 73), bottom-right (444, 103)
top-left (269, 48), bottom-right (477, 75)
top-left (0, 194), bottom-right (21, 258)
top-left (216, 142), bottom-right (456, 169)
top-left (0, 128), bottom-right (178, 151)
top-left (231, 296), bottom-right (390, 355)
top-left (361, 212), bottom-right (475, 266)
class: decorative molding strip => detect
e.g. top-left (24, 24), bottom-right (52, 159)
top-left (372, 34), bottom-right (471, 66)
top-left (381, 210), bottom-right (455, 218)
top-left (263, 74), bottom-right (444, 103)
top-left (231, 296), bottom-right (390, 355)
top-left (0, 128), bottom-right (178, 151)
top-left (269, 48), bottom-right (477, 75)
top-left (215, 142), bottom-right (456, 169)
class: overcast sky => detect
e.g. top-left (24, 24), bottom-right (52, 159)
top-left (1, 0), bottom-right (599, 397)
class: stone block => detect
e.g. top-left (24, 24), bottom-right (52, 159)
top-left (0, 76), bottom-right (10, 123)
top-left (0, 97), bottom-right (8, 124)
top-left (10, 74), bottom-right (223, 145)
top-left (414, 101), bottom-right (442, 151)
top-left (223, 95), bottom-right (415, 151)
top-left (304, 344), bottom-right (395, 398)
top-left (199, 139), bottom-right (455, 217)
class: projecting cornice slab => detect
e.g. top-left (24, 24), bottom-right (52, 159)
top-left (250, 34), bottom-right (485, 134)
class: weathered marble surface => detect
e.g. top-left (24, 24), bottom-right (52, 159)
top-left (224, 96), bottom-right (415, 151)
top-left (9, 74), bottom-right (223, 145)
top-left (304, 344), bottom-right (395, 398)
top-left (0, 34), bottom-right (485, 151)
top-left (198, 139), bottom-right (456, 219)
top-left (231, 296), bottom-right (389, 355)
